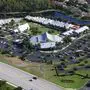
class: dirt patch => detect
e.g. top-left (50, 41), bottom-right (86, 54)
top-left (2, 55), bottom-right (29, 67)
top-left (0, 54), bottom-right (43, 77)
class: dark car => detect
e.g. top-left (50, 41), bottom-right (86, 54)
top-left (32, 77), bottom-right (37, 80)
top-left (29, 79), bottom-right (32, 81)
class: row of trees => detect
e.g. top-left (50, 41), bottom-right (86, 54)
top-left (0, 0), bottom-right (52, 12)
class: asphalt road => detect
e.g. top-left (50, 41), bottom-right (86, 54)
top-left (0, 62), bottom-right (63, 90)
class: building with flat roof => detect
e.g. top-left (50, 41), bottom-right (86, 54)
top-left (40, 42), bottom-right (56, 49)
top-left (14, 23), bottom-right (30, 33)
top-left (75, 26), bottom-right (89, 34)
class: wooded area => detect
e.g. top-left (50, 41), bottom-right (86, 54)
top-left (0, 0), bottom-right (52, 12)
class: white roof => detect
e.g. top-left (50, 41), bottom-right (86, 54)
top-left (14, 39), bottom-right (22, 43)
top-left (14, 29), bottom-right (19, 33)
top-left (46, 32), bottom-right (62, 42)
top-left (13, 23), bottom-right (30, 33)
top-left (40, 42), bottom-right (56, 49)
top-left (75, 26), bottom-right (89, 34)
top-left (62, 29), bottom-right (74, 36)
top-left (0, 18), bottom-right (22, 25)
top-left (25, 16), bottom-right (74, 29)
top-left (65, 23), bottom-right (74, 29)
top-left (18, 23), bottom-right (30, 33)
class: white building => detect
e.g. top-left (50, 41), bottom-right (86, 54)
top-left (62, 29), bottom-right (74, 36)
top-left (14, 23), bottom-right (30, 33)
top-left (62, 26), bottom-right (89, 36)
top-left (30, 32), bottom-right (62, 45)
top-left (25, 16), bottom-right (74, 29)
top-left (75, 26), bottom-right (89, 34)
top-left (0, 18), bottom-right (22, 26)
top-left (40, 42), bottom-right (56, 49)
top-left (18, 23), bottom-right (30, 33)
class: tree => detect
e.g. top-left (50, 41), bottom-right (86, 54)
top-left (55, 67), bottom-right (59, 76)
top-left (84, 61), bottom-right (88, 64)
top-left (73, 67), bottom-right (77, 71)
top-left (0, 80), bottom-right (6, 87)
top-left (63, 36), bottom-right (72, 44)
top-left (0, 0), bottom-right (51, 12)
top-left (46, 60), bottom-right (53, 64)
top-left (14, 86), bottom-right (22, 90)
top-left (9, 19), bottom-right (15, 27)
top-left (22, 36), bottom-right (33, 51)
top-left (31, 26), bottom-right (40, 35)
top-left (19, 55), bottom-right (25, 61)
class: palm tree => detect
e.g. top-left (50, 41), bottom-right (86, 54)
top-left (55, 67), bottom-right (59, 76)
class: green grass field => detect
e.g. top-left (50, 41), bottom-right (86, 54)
top-left (20, 20), bottom-right (59, 35)
top-left (42, 64), bottom-right (90, 89)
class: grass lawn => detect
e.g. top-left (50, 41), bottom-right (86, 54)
top-left (0, 54), bottom-right (90, 89)
top-left (42, 64), bottom-right (90, 89)
top-left (0, 83), bottom-right (15, 90)
top-left (20, 20), bottom-right (59, 35)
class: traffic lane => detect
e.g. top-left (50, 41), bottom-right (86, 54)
top-left (0, 63), bottom-right (39, 90)
top-left (0, 64), bottom-right (48, 90)
top-left (0, 73), bottom-right (38, 90)
top-left (0, 62), bottom-right (63, 90)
